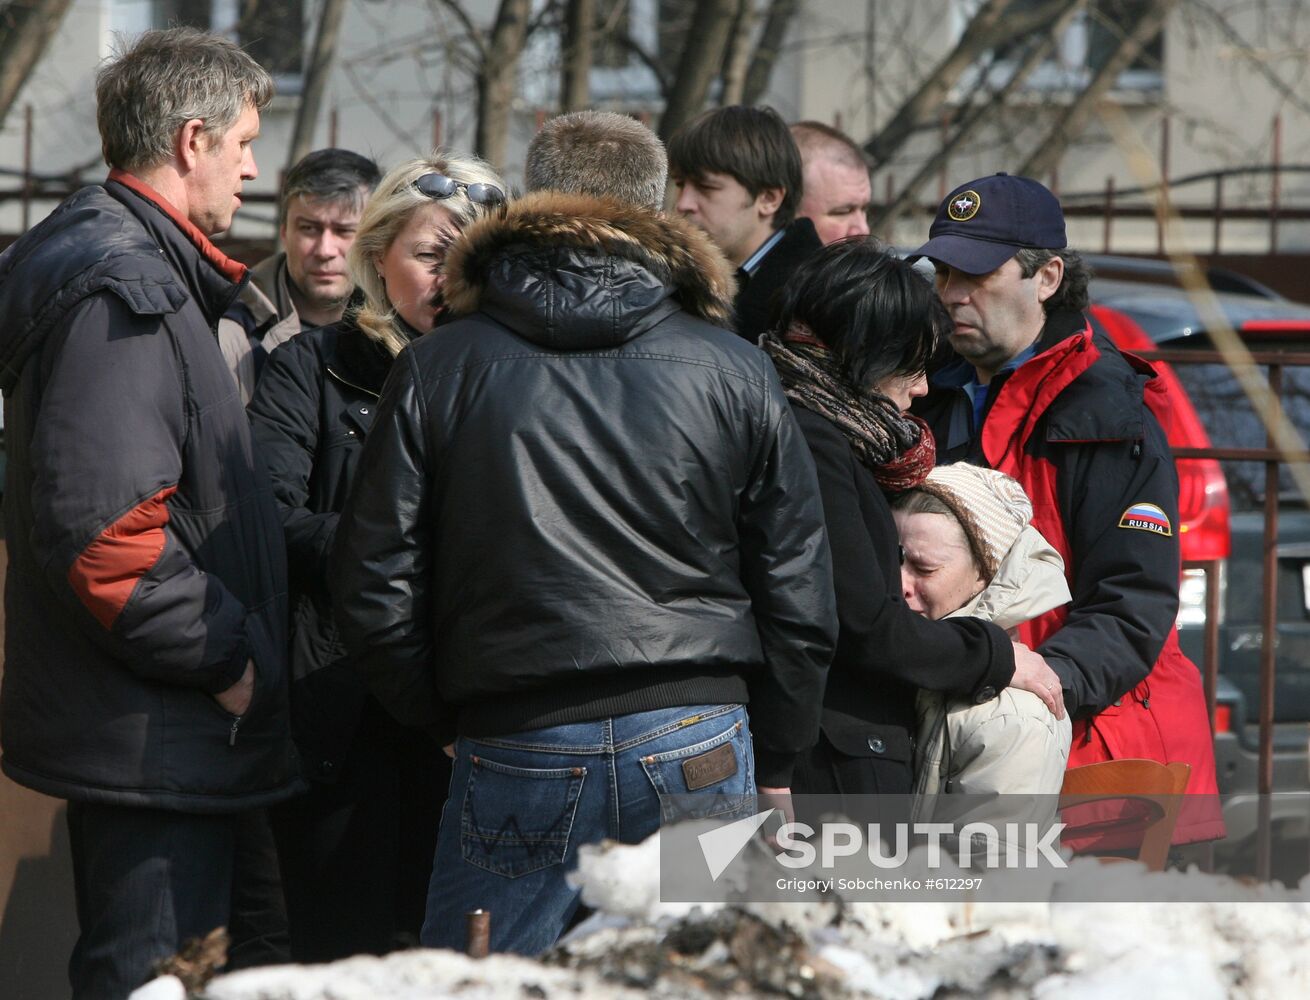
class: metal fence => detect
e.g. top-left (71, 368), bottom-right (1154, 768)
top-left (1139, 344), bottom-right (1310, 881)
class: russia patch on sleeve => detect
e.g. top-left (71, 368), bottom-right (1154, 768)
top-left (1118, 501), bottom-right (1172, 536)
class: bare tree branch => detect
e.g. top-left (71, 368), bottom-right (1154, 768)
top-left (659, 0), bottom-right (738, 140)
top-left (872, 0), bottom-right (1087, 231)
top-left (435, 0), bottom-right (489, 59)
top-left (342, 60), bottom-right (425, 149)
top-left (984, 0), bottom-right (1089, 45)
top-left (560, 0), bottom-right (595, 112)
top-left (0, 0), bottom-right (75, 128)
top-left (476, 0), bottom-right (533, 166)
top-left (742, 0), bottom-right (798, 106)
top-left (860, 0), bottom-right (1076, 167)
top-left (617, 31), bottom-right (670, 96)
top-left (288, 0), bottom-right (348, 168)
top-left (720, 0), bottom-right (760, 106)
top-left (1182, 0), bottom-right (1310, 123)
top-left (862, 0), bottom-right (1019, 163)
top-left (529, 0), bottom-right (563, 34)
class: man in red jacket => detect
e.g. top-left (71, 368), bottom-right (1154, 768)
top-left (911, 173), bottom-right (1223, 846)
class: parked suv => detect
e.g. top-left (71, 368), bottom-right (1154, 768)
top-left (1088, 256), bottom-right (1310, 881)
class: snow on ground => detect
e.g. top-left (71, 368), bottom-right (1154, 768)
top-left (134, 831), bottom-right (1310, 1000)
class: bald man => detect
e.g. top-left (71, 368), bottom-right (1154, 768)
top-left (791, 121), bottom-right (873, 245)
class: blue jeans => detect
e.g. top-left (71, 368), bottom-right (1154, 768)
top-left (421, 703), bottom-right (755, 955)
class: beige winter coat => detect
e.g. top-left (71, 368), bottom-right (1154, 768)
top-left (911, 525), bottom-right (1073, 824)
top-left (216, 253), bottom-right (303, 404)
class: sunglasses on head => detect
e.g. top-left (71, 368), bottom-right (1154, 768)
top-left (414, 172), bottom-right (507, 214)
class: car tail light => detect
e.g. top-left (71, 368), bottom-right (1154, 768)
top-left (1240, 319), bottom-right (1310, 337)
top-left (1213, 702), bottom-right (1232, 733)
top-left (1178, 562), bottom-right (1226, 627)
top-left (1176, 457), bottom-right (1232, 562)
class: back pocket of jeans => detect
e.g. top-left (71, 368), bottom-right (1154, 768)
top-left (639, 719), bottom-right (752, 822)
top-left (460, 755), bottom-right (587, 878)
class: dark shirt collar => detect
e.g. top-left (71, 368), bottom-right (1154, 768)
top-left (981, 340), bottom-right (1039, 386)
top-left (967, 341), bottom-right (1037, 428)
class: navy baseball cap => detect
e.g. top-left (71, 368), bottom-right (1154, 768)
top-left (912, 173), bottom-right (1066, 275)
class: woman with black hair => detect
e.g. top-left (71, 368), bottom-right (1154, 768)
top-left (761, 239), bottom-right (1064, 802)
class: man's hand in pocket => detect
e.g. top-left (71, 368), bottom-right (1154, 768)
top-left (215, 659), bottom-right (255, 716)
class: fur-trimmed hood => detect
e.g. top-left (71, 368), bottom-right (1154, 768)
top-left (441, 190), bottom-right (736, 350)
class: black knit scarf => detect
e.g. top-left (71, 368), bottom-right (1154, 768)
top-left (761, 324), bottom-right (936, 492)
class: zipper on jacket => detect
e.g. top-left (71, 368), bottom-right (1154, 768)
top-left (325, 365), bottom-right (381, 400)
top-left (229, 715), bottom-right (242, 747)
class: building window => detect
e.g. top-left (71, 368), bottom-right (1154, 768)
top-left (961, 0), bottom-right (1164, 94)
top-left (151, 0), bottom-right (304, 81)
top-left (590, 0), bottom-right (661, 103)
top-left (1084, 0), bottom-right (1164, 87)
top-left (520, 0), bottom-right (662, 107)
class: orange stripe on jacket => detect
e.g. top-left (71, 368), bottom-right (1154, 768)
top-left (67, 486), bottom-right (178, 629)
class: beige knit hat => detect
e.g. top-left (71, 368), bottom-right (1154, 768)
top-left (912, 464), bottom-right (1033, 579)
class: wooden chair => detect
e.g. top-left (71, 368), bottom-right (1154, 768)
top-left (1058, 759), bottom-right (1192, 871)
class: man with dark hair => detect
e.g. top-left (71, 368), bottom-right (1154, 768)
top-left (668, 104), bottom-right (822, 342)
top-left (219, 147), bottom-right (380, 402)
top-left (911, 173), bottom-right (1223, 848)
top-left (0, 28), bottom-right (302, 998)
top-left (790, 120), bottom-right (872, 245)
top-left (333, 110), bottom-right (836, 955)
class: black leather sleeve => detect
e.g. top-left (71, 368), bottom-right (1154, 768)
top-left (332, 348), bottom-right (443, 730)
top-left (736, 373), bottom-right (838, 786)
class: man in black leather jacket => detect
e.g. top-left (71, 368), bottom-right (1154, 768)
top-left (333, 111), bottom-right (837, 955)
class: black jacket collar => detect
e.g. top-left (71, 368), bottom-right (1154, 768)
top-left (732, 217), bottom-right (822, 342)
top-left (332, 316), bottom-right (400, 397)
top-left (105, 174), bottom-right (248, 327)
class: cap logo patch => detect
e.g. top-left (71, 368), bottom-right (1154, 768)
top-left (948, 190), bottom-right (981, 222)
top-left (1119, 502), bottom-right (1172, 536)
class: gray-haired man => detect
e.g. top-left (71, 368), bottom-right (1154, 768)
top-left (0, 29), bottom-right (301, 998)
top-left (218, 147), bottom-right (380, 403)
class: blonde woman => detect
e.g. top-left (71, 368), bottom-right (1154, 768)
top-left (247, 152), bottom-right (507, 961)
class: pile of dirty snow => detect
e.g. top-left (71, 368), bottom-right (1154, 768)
top-left (131, 830), bottom-right (1310, 1000)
